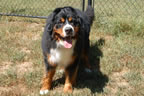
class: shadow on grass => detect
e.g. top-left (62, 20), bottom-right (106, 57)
top-left (52, 38), bottom-right (108, 93)
top-left (76, 38), bottom-right (108, 93)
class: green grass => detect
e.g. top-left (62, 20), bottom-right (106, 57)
top-left (0, 0), bottom-right (144, 96)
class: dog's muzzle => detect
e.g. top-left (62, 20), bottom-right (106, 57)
top-left (63, 24), bottom-right (74, 37)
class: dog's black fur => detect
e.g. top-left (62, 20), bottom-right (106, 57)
top-left (42, 6), bottom-right (94, 68)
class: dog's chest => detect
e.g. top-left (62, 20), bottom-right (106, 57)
top-left (49, 47), bottom-right (74, 66)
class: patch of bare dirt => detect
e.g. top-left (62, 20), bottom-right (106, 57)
top-left (104, 35), bottom-right (113, 41)
top-left (107, 68), bottom-right (131, 95)
top-left (20, 47), bottom-right (31, 54)
top-left (0, 84), bottom-right (28, 96)
top-left (16, 62), bottom-right (33, 77)
top-left (0, 62), bottom-right (12, 74)
top-left (27, 23), bottom-right (39, 29)
top-left (32, 34), bottom-right (40, 40)
top-left (120, 54), bottom-right (134, 65)
top-left (105, 86), bottom-right (118, 95)
top-left (112, 68), bottom-right (129, 77)
top-left (112, 68), bottom-right (130, 87)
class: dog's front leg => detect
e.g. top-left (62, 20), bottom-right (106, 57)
top-left (64, 64), bottom-right (79, 93)
top-left (40, 68), bottom-right (56, 95)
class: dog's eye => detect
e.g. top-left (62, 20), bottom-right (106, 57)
top-left (69, 20), bottom-right (75, 25)
top-left (70, 20), bottom-right (79, 26)
top-left (55, 24), bottom-right (62, 29)
top-left (57, 21), bottom-right (62, 24)
top-left (58, 20), bottom-right (64, 24)
top-left (70, 21), bottom-right (74, 25)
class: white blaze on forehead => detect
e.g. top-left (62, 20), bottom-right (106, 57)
top-left (63, 20), bottom-right (74, 37)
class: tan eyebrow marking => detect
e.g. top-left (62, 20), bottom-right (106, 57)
top-left (68, 17), bottom-right (72, 22)
top-left (61, 18), bottom-right (65, 23)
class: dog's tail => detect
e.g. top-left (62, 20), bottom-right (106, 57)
top-left (85, 0), bottom-right (94, 25)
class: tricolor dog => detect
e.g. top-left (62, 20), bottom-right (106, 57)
top-left (40, 0), bottom-right (94, 94)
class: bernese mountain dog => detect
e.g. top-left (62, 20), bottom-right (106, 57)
top-left (40, 0), bottom-right (94, 94)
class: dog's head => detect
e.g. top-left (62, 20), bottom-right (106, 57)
top-left (46, 7), bottom-right (83, 48)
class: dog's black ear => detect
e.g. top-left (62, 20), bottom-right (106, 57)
top-left (53, 8), bottom-right (62, 16)
top-left (44, 8), bottom-right (62, 36)
top-left (77, 17), bottom-right (82, 25)
top-left (78, 16), bottom-right (85, 30)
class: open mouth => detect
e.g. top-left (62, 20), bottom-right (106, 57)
top-left (63, 36), bottom-right (74, 48)
top-left (54, 33), bottom-right (75, 48)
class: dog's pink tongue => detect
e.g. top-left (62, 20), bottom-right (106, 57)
top-left (64, 40), bottom-right (72, 48)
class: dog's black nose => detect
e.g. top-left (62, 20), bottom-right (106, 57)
top-left (65, 27), bottom-right (73, 35)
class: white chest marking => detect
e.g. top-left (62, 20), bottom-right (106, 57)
top-left (49, 46), bottom-right (74, 66)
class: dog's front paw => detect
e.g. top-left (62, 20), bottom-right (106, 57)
top-left (64, 84), bottom-right (73, 93)
top-left (40, 89), bottom-right (49, 95)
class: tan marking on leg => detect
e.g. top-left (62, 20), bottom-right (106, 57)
top-left (64, 65), bottom-right (79, 93)
top-left (64, 70), bottom-right (72, 93)
top-left (41, 68), bottom-right (56, 90)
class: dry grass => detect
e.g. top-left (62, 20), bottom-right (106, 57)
top-left (0, 13), bottom-right (144, 96)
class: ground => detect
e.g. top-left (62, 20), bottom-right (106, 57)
top-left (0, 15), bottom-right (144, 96)
top-left (0, 3), bottom-right (144, 95)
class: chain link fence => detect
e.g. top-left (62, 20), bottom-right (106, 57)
top-left (94, 0), bottom-right (144, 18)
top-left (0, 0), bottom-right (143, 18)
top-left (0, 0), bottom-right (144, 35)
top-left (92, 0), bottom-right (144, 34)
top-left (0, 0), bottom-right (83, 18)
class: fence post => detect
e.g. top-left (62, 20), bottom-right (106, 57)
top-left (82, 0), bottom-right (85, 11)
